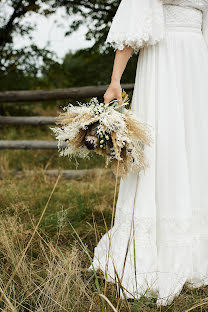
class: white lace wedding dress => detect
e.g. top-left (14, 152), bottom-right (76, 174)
top-left (89, 0), bottom-right (208, 306)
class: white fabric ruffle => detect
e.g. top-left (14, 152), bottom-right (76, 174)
top-left (105, 0), bottom-right (164, 54)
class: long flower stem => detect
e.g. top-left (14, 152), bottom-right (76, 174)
top-left (103, 160), bottom-right (120, 298)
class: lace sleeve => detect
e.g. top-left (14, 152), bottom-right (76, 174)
top-left (105, 0), bottom-right (164, 54)
top-left (202, 11), bottom-right (208, 48)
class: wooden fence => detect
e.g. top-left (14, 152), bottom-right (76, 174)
top-left (0, 84), bottom-right (134, 150)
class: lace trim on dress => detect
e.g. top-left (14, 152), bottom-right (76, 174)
top-left (106, 32), bottom-right (162, 55)
top-left (106, 33), bottom-right (148, 54)
top-left (113, 209), bottom-right (208, 246)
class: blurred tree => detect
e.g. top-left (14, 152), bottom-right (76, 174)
top-left (0, 0), bottom-right (60, 93)
top-left (0, 0), bottom-right (121, 74)
top-left (0, 0), bottom-right (58, 72)
top-left (0, 0), bottom-right (138, 97)
top-left (54, 0), bottom-right (120, 51)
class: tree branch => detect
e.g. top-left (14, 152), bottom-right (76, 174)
top-left (0, 0), bottom-right (37, 48)
top-left (58, 0), bottom-right (115, 14)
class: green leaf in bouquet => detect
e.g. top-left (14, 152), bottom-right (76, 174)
top-left (122, 89), bottom-right (130, 104)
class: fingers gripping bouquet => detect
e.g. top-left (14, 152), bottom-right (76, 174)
top-left (51, 91), bottom-right (152, 177)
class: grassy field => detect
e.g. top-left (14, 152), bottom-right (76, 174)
top-left (1, 118), bottom-right (208, 311)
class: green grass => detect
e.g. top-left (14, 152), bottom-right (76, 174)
top-left (0, 170), bottom-right (113, 238)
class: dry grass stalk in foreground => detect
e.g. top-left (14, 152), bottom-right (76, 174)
top-left (0, 174), bottom-right (61, 305)
top-left (0, 215), bottom-right (98, 311)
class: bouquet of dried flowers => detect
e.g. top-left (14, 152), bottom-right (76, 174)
top-left (51, 90), bottom-right (152, 177)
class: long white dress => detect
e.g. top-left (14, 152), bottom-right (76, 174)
top-left (89, 0), bottom-right (208, 306)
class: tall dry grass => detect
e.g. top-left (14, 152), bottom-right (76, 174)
top-left (0, 171), bottom-right (208, 312)
top-left (0, 214), bottom-right (96, 311)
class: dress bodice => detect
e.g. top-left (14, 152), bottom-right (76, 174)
top-left (163, 0), bottom-right (208, 11)
top-left (163, 1), bottom-right (208, 30)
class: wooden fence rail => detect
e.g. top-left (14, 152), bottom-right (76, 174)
top-left (0, 84), bottom-right (134, 103)
top-left (0, 169), bottom-right (111, 179)
top-left (0, 116), bottom-right (57, 125)
top-left (0, 140), bottom-right (65, 150)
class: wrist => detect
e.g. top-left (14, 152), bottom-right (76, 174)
top-left (111, 78), bottom-right (121, 85)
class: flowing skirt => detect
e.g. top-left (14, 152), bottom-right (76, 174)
top-left (89, 11), bottom-right (208, 306)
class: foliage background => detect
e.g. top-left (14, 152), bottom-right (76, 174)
top-left (0, 0), bottom-right (137, 94)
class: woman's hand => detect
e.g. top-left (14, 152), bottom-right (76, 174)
top-left (104, 81), bottom-right (123, 105)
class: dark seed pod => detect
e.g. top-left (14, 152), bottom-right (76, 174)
top-left (84, 135), bottom-right (98, 150)
top-left (84, 123), bottom-right (99, 150)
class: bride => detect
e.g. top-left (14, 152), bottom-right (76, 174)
top-left (89, 0), bottom-right (208, 306)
